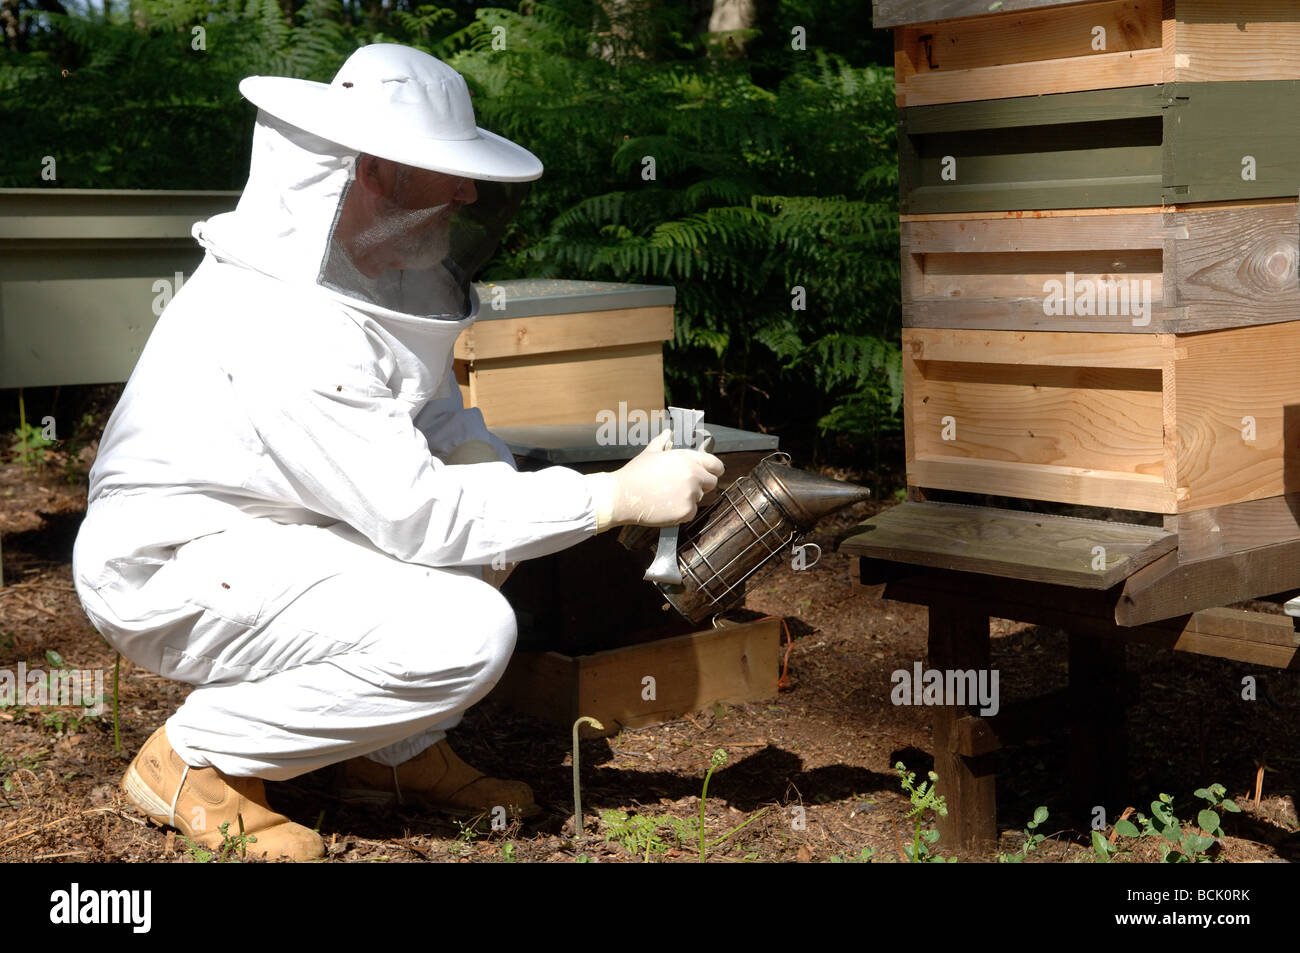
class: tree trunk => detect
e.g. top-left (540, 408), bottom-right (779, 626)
top-left (589, 0), bottom-right (651, 64)
top-left (706, 0), bottom-right (756, 57)
top-left (1, 0), bottom-right (22, 53)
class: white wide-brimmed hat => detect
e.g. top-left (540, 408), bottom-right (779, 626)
top-left (239, 44), bottom-right (543, 182)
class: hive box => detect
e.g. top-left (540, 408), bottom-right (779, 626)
top-left (902, 323), bottom-right (1300, 514)
top-left (879, 0), bottom-right (1300, 107)
top-left (899, 82), bottom-right (1300, 213)
top-left (453, 278), bottom-right (675, 428)
top-left (900, 200), bottom-right (1300, 333)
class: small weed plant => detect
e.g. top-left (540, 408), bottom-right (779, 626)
top-left (896, 762), bottom-right (955, 863)
top-left (179, 818), bottom-right (257, 863)
top-left (998, 806), bottom-right (1049, 863)
top-left (1093, 783), bottom-right (1240, 863)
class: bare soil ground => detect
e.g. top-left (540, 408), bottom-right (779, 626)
top-left (2, 392), bottom-right (1298, 864)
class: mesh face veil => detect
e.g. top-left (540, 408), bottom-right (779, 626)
top-left (318, 156), bottom-right (529, 320)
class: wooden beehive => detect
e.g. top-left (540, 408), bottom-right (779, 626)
top-left (884, 0), bottom-right (1300, 107)
top-left (903, 324), bottom-right (1300, 514)
top-left (455, 278), bottom-right (675, 427)
top-left (873, 0), bottom-right (1300, 527)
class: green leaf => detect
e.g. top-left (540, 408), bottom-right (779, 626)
top-left (1193, 788), bottom-right (1211, 800)
top-left (1220, 800), bottom-right (1242, 814)
top-left (1032, 806), bottom-right (1048, 826)
top-left (1090, 830), bottom-right (1113, 860)
top-left (45, 649), bottom-right (65, 669)
top-left (1160, 823), bottom-right (1181, 844)
top-left (1197, 809), bottom-right (1220, 834)
top-left (1115, 819), bottom-right (1140, 838)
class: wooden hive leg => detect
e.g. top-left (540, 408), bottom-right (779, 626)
top-left (1067, 634), bottom-right (1129, 826)
top-left (927, 601), bottom-right (996, 852)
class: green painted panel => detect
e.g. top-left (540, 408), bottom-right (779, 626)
top-left (899, 83), bottom-right (1300, 213)
top-left (1, 277), bottom-right (164, 387)
top-left (1168, 82), bottom-right (1300, 204)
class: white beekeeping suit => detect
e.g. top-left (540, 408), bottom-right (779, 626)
top-left (70, 43), bottom-right (725, 861)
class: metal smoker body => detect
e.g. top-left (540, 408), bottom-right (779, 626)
top-left (656, 452), bottom-right (869, 624)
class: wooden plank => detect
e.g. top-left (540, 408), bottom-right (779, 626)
top-left (492, 651), bottom-right (579, 726)
top-left (1118, 539), bottom-right (1300, 624)
top-left (911, 457), bottom-right (1177, 512)
top-left (904, 327), bottom-right (1170, 368)
top-left (911, 362), bottom-right (1165, 476)
top-left (877, 565), bottom-right (1300, 666)
top-left (1171, 1), bottom-right (1300, 83)
top-left (454, 305), bottom-right (674, 361)
top-left (903, 200), bottom-right (1299, 333)
top-left (839, 501), bottom-right (1178, 588)
top-left (1167, 492), bottom-right (1300, 562)
top-left (905, 298), bottom-right (1177, 333)
top-left (1170, 203), bottom-right (1299, 329)
top-left (905, 212), bottom-right (1167, 254)
top-left (902, 50), bottom-right (1164, 108)
top-left (576, 618), bottom-right (781, 732)
top-left (926, 603), bottom-right (997, 851)
top-left (874, 0), bottom-right (1099, 28)
top-left (1174, 321), bottom-right (1300, 511)
top-left (463, 342), bottom-right (665, 427)
top-left (898, 2), bottom-right (1160, 76)
top-left (494, 619), bottom-right (781, 734)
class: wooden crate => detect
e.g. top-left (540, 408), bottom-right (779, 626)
top-left (490, 617), bottom-right (782, 736)
top-left (898, 83), bottom-right (1300, 213)
top-left (903, 323), bottom-right (1300, 514)
top-left (901, 199), bottom-right (1300, 333)
top-left (454, 279), bottom-right (675, 427)
top-left (879, 0), bottom-right (1300, 107)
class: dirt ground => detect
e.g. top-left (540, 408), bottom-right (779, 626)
top-left (2, 389), bottom-right (1298, 864)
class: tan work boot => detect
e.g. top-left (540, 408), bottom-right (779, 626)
top-left (122, 726), bottom-right (324, 862)
top-left (337, 739), bottom-right (541, 819)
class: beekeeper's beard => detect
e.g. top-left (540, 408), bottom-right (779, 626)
top-left (354, 201), bottom-right (455, 275)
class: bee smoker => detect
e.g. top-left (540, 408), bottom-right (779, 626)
top-left (620, 452), bottom-right (871, 625)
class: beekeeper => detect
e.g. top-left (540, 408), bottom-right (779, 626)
top-left (71, 43), bottom-right (723, 862)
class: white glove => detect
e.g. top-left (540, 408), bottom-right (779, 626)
top-left (583, 429), bottom-right (725, 533)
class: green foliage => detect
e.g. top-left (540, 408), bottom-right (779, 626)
top-left (600, 808), bottom-right (697, 862)
top-left (1, 0), bottom-right (903, 470)
top-left (179, 818), bottom-right (257, 863)
top-left (895, 761), bottom-right (955, 863)
top-left (1093, 784), bottom-right (1240, 863)
top-left (455, 11), bottom-right (902, 444)
top-left (997, 806), bottom-right (1049, 863)
top-left (829, 846), bottom-right (876, 863)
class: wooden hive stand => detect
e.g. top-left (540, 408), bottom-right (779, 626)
top-left (861, 0), bottom-right (1300, 850)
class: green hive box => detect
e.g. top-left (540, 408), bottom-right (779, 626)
top-left (899, 82), bottom-right (1300, 213)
